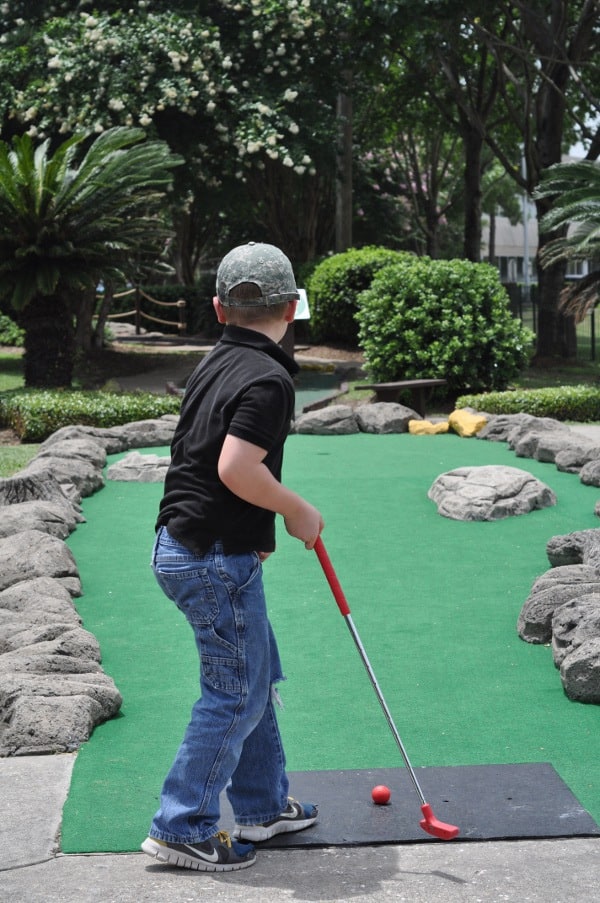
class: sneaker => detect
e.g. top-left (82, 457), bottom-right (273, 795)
top-left (232, 798), bottom-right (318, 842)
top-left (141, 830), bottom-right (255, 872)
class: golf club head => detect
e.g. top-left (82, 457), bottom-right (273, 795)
top-left (419, 803), bottom-right (460, 840)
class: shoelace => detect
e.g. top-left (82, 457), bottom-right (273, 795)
top-left (214, 830), bottom-right (233, 849)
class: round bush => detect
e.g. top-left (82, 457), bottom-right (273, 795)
top-left (356, 258), bottom-right (534, 394)
top-left (306, 246), bottom-right (410, 345)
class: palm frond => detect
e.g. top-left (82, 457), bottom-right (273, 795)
top-left (558, 271), bottom-right (600, 322)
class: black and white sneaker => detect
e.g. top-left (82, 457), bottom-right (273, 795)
top-left (232, 798), bottom-right (318, 842)
top-left (141, 830), bottom-right (256, 871)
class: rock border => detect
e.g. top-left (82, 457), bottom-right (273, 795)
top-left (0, 416), bottom-right (178, 755)
top-left (3, 404), bottom-right (600, 756)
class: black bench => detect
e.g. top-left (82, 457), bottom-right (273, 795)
top-left (356, 379), bottom-right (447, 417)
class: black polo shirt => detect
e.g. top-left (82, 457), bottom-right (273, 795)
top-left (156, 325), bottom-right (299, 555)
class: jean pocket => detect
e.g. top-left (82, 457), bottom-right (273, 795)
top-left (153, 563), bottom-right (221, 628)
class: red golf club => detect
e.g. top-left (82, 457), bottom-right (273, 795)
top-left (314, 536), bottom-right (460, 841)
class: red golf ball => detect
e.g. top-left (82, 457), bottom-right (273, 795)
top-left (371, 784), bottom-right (391, 805)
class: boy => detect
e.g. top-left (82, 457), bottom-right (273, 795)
top-left (142, 242), bottom-right (324, 872)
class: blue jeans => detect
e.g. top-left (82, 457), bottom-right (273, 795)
top-left (148, 526), bottom-right (289, 843)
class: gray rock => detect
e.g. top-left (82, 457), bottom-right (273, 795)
top-left (0, 618), bottom-right (81, 654)
top-left (517, 565), bottom-right (600, 644)
top-left (354, 403), bottom-right (416, 434)
top-left (16, 455), bottom-right (103, 498)
top-left (559, 638), bottom-right (600, 703)
top-left (555, 443), bottom-right (600, 474)
top-left (511, 430), bottom-right (579, 462)
top-left (506, 417), bottom-right (571, 450)
top-left (428, 465), bottom-right (556, 521)
top-left (0, 671), bottom-right (122, 714)
top-left (580, 459), bottom-right (600, 488)
top-left (293, 404), bottom-right (359, 435)
top-left (0, 530), bottom-right (81, 596)
top-left (35, 437), bottom-right (106, 469)
top-left (40, 424), bottom-right (130, 455)
top-left (552, 594), bottom-right (600, 667)
top-left (0, 500), bottom-right (79, 540)
top-left (0, 626), bottom-right (101, 673)
top-left (0, 577), bottom-right (80, 621)
top-left (106, 451), bottom-right (170, 482)
top-left (0, 693), bottom-right (116, 755)
top-left (0, 473), bottom-right (83, 523)
top-left (546, 529), bottom-right (600, 568)
top-left (106, 417), bottom-right (177, 448)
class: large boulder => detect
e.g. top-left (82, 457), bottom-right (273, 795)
top-left (517, 565), bottom-right (600, 644)
top-left (580, 459), bottom-right (600, 488)
top-left (552, 594), bottom-right (600, 667)
top-left (428, 465), bottom-right (556, 521)
top-left (106, 451), bottom-right (170, 482)
top-left (293, 404), bottom-right (359, 435)
top-left (355, 402), bottom-right (416, 434)
top-left (546, 529), bottom-right (600, 570)
top-left (0, 530), bottom-right (81, 597)
top-left (559, 638), bottom-right (600, 704)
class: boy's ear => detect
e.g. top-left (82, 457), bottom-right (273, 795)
top-left (284, 299), bottom-right (298, 323)
top-left (213, 296), bottom-right (227, 324)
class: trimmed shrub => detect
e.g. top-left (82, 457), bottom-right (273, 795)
top-left (306, 246), bottom-right (410, 345)
top-left (0, 389), bottom-right (181, 442)
top-left (457, 385), bottom-right (600, 422)
top-left (356, 258), bottom-right (534, 394)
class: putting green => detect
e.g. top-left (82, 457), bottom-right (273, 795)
top-left (61, 433), bottom-right (600, 852)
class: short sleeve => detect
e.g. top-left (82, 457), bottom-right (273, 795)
top-left (227, 379), bottom-right (293, 451)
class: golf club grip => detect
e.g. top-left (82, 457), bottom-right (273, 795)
top-left (314, 537), bottom-right (351, 617)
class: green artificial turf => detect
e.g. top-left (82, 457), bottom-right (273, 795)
top-left (61, 434), bottom-right (600, 852)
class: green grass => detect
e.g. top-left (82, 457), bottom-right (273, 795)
top-left (0, 349), bottom-right (25, 392)
top-left (0, 444), bottom-right (40, 477)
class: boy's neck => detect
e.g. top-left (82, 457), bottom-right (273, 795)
top-left (227, 320), bottom-right (288, 345)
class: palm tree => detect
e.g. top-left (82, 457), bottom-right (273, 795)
top-left (0, 127), bottom-right (182, 387)
top-left (535, 160), bottom-right (600, 323)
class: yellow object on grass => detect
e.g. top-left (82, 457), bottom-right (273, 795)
top-left (408, 419), bottom-right (450, 435)
top-left (448, 409), bottom-right (488, 437)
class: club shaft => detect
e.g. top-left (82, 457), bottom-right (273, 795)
top-left (344, 613), bottom-right (427, 805)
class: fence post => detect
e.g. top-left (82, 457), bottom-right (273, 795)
top-left (135, 287), bottom-right (141, 335)
top-left (591, 308), bottom-right (596, 362)
top-left (177, 298), bottom-right (186, 334)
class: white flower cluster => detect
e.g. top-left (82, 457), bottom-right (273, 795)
top-left (3, 4), bottom-right (321, 179)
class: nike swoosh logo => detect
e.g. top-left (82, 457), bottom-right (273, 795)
top-left (184, 843), bottom-right (220, 863)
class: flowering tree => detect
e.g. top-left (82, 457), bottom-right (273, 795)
top-left (0, 1), bottom-right (338, 274)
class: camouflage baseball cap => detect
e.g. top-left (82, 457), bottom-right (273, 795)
top-left (216, 241), bottom-right (300, 307)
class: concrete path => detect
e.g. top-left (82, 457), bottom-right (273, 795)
top-left (2, 753), bottom-right (600, 903)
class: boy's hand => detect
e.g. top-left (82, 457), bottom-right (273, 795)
top-left (283, 500), bottom-right (324, 550)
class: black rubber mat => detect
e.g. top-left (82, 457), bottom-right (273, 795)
top-left (220, 764), bottom-right (600, 847)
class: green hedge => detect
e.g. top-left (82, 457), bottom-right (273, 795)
top-left (457, 385), bottom-right (600, 422)
top-left (306, 246), bottom-right (410, 345)
top-left (0, 389), bottom-right (181, 442)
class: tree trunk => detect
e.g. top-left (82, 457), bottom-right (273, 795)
top-left (73, 288), bottom-right (97, 352)
top-left (335, 87), bottom-right (353, 252)
top-left (488, 206), bottom-right (496, 263)
top-left (462, 122), bottom-right (483, 262)
top-left (22, 295), bottom-right (75, 388)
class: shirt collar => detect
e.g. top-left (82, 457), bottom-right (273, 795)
top-left (220, 325), bottom-right (300, 376)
